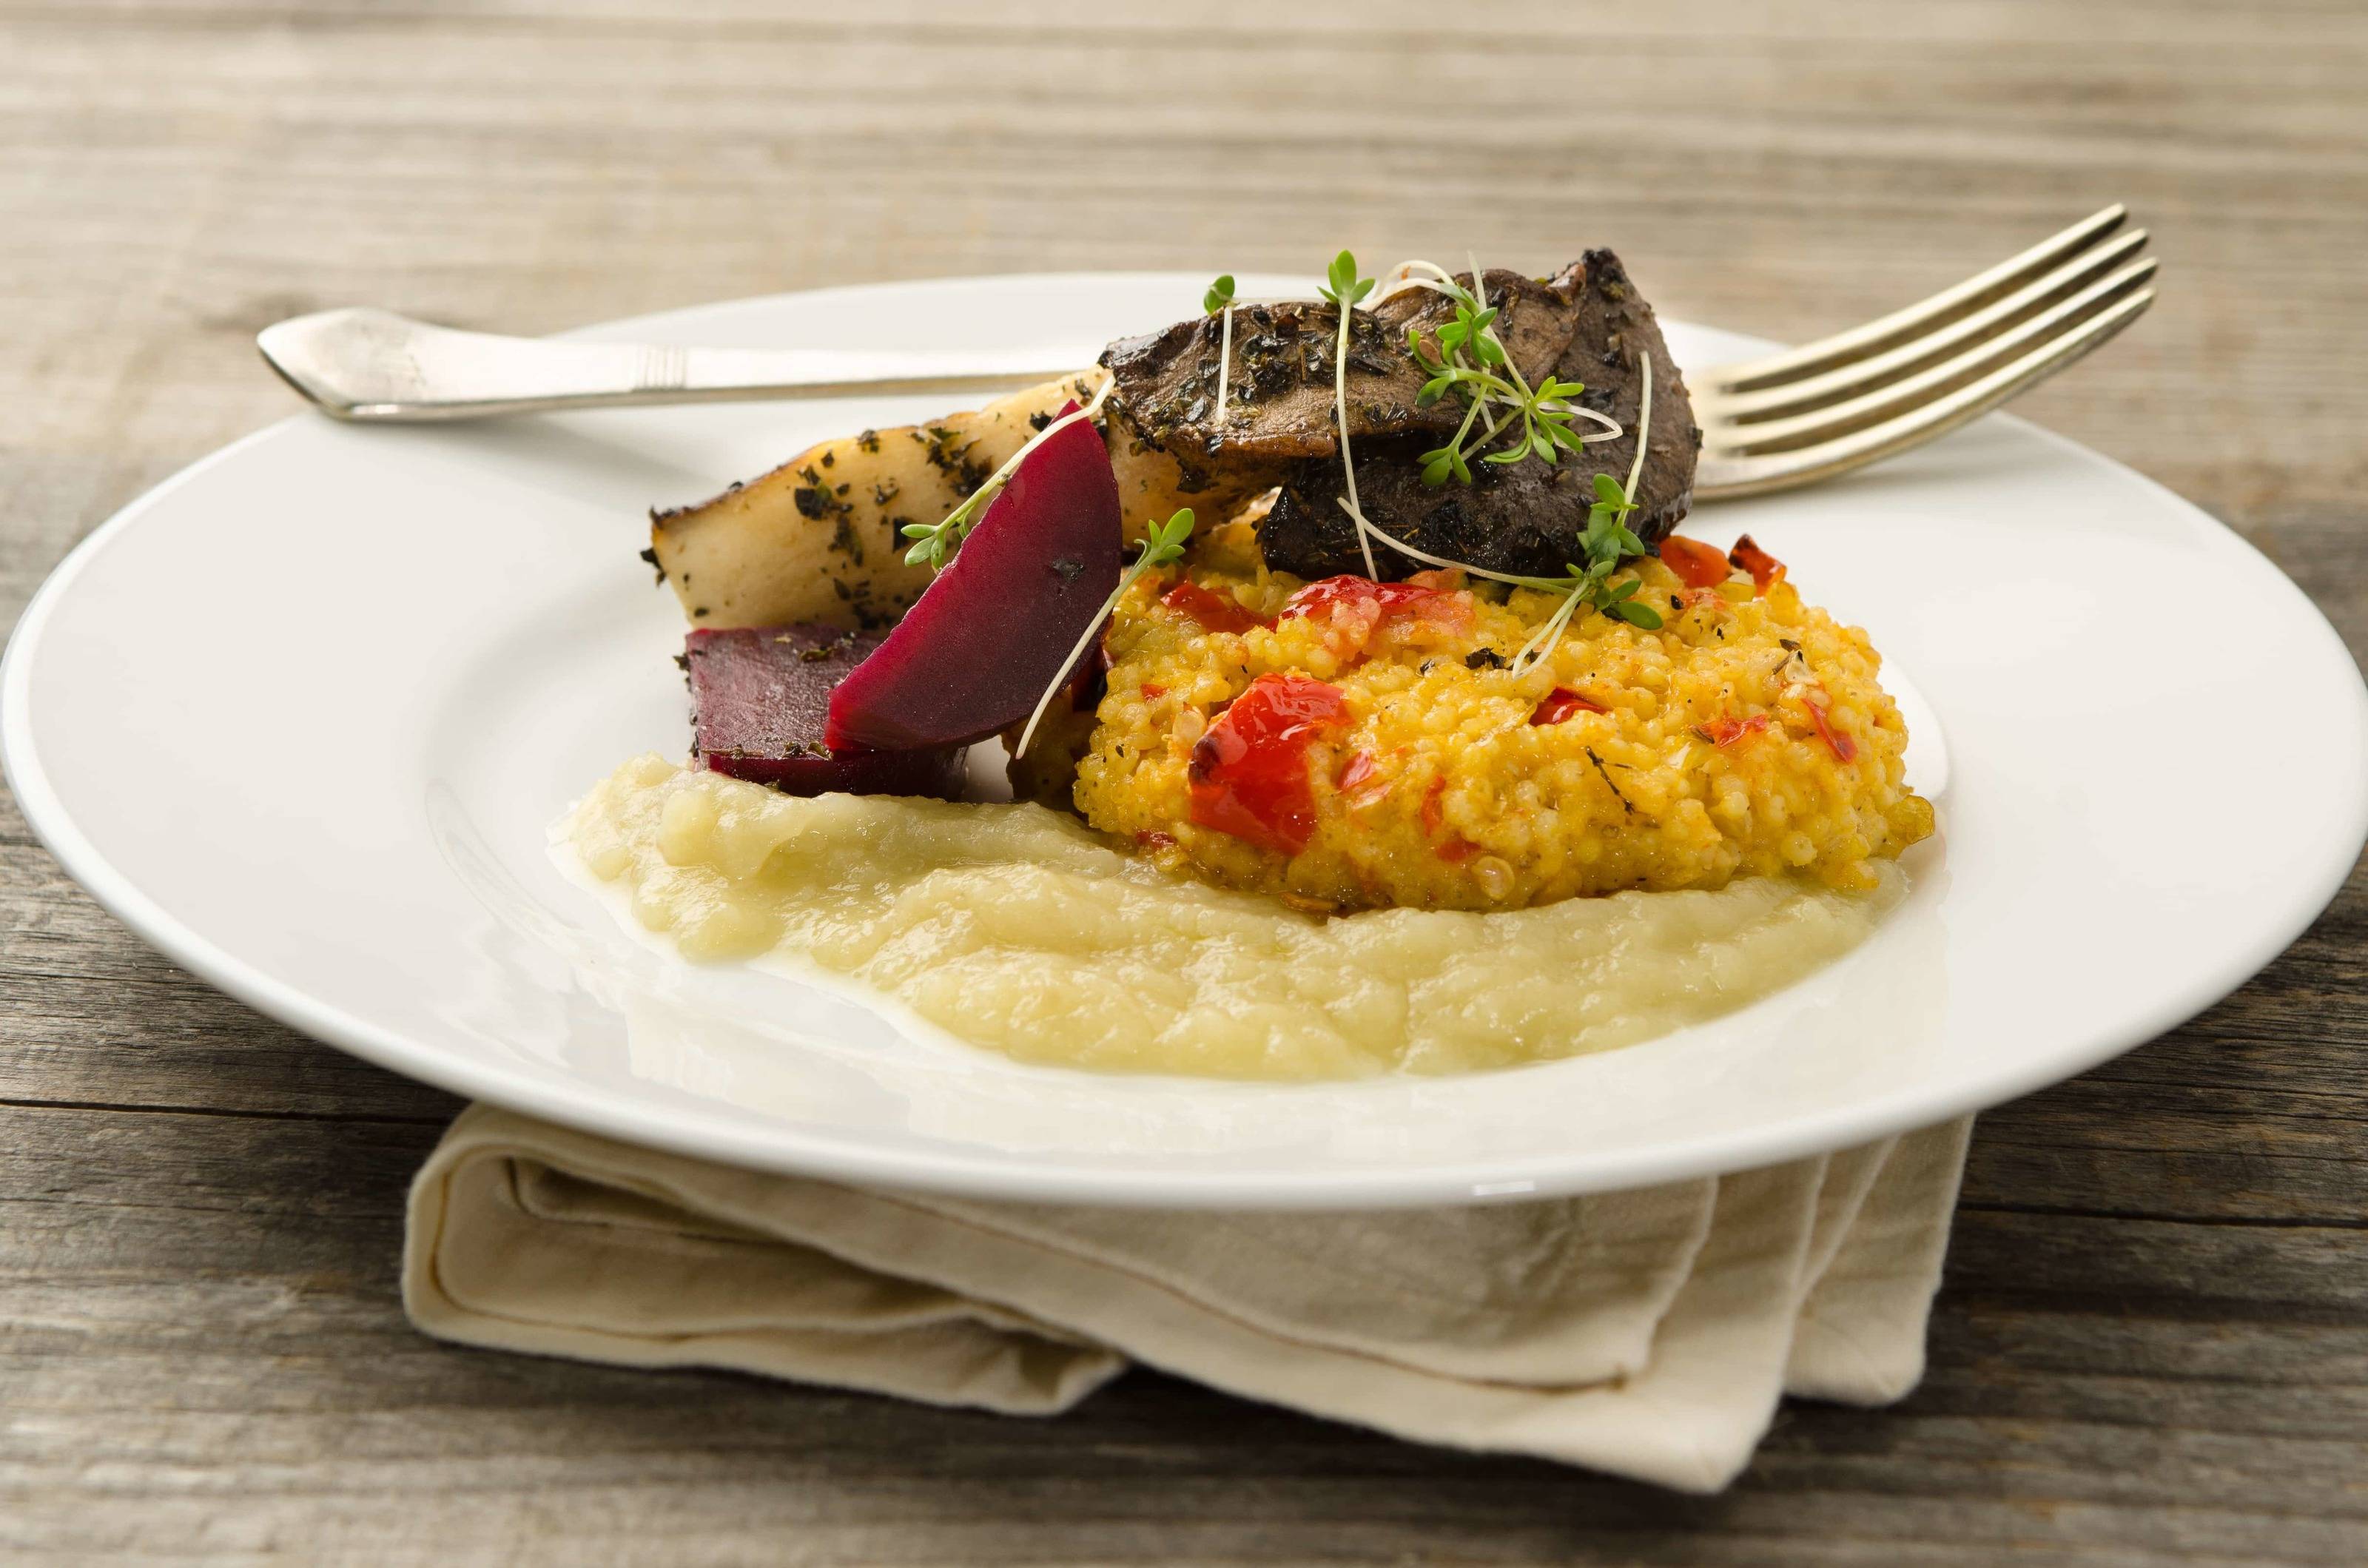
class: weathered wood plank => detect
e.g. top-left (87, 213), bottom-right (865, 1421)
top-left (2, 0), bottom-right (2365, 1561)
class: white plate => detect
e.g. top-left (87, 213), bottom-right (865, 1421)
top-left (7, 274), bottom-right (2365, 1208)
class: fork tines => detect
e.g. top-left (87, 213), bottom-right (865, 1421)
top-left (1691, 206), bottom-right (2157, 499)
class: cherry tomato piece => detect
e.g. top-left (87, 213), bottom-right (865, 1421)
top-left (1728, 534), bottom-right (1786, 593)
top-left (1658, 534), bottom-right (1732, 590)
top-left (1162, 580), bottom-right (1270, 634)
top-left (1281, 575), bottom-right (1473, 634)
top-left (1803, 697), bottom-right (1857, 762)
top-left (1695, 713), bottom-right (1771, 748)
top-left (1530, 688), bottom-right (1609, 725)
top-left (1186, 675), bottom-right (1350, 855)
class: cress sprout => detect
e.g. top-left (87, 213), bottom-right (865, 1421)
top-left (1205, 275), bottom-right (1237, 423)
top-left (1013, 508), bottom-right (1197, 759)
top-left (1317, 249), bottom-right (1380, 577)
top-left (901, 374), bottom-right (1115, 571)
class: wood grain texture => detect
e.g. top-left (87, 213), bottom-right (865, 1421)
top-left (3, 1), bottom-right (2364, 1561)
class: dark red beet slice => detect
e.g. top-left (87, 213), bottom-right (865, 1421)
top-left (687, 625), bottom-right (966, 800)
top-left (824, 404), bottom-right (1122, 752)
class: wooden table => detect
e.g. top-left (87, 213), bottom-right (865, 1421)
top-left (6, 3), bottom-right (2364, 1561)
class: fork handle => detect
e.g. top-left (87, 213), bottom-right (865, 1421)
top-left (256, 307), bottom-right (1101, 421)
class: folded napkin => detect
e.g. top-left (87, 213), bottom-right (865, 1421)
top-left (405, 1106), bottom-right (1970, 1493)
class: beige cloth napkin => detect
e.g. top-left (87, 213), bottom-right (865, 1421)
top-left (404, 1106), bottom-right (1971, 1493)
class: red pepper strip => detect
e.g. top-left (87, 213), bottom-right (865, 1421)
top-left (1284, 576), bottom-right (1435, 619)
top-left (1421, 775), bottom-right (1478, 861)
top-left (1161, 580), bottom-right (1271, 634)
top-left (1728, 534), bottom-right (1786, 594)
top-left (1280, 575), bottom-right (1474, 634)
top-left (1530, 687), bottom-right (1609, 726)
top-left (1140, 683), bottom-right (1168, 699)
top-left (1658, 534), bottom-right (1732, 590)
top-left (1803, 699), bottom-right (1857, 762)
top-left (1695, 713), bottom-right (1771, 749)
top-left (1335, 748), bottom-right (1390, 807)
top-left (1186, 674), bottom-right (1350, 855)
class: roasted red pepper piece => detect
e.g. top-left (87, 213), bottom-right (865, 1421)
top-left (1420, 775), bottom-right (1448, 838)
top-left (1161, 580), bottom-right (1270, 634)
top-left (1728, 535), bottom-right (1786, 594)
top-left (1281, 575), bottom-right (1475, 635)
top-left (1658, 534), bottom-right (1732, 590)
top-left (1335, 748), bottom-right (1390, 807)
top-left (1416, 775), bottom-right (1481, 861)
top-left (1695, 713), bottom-right (1771, 749)
top-left (1530, 687), bottom-right (1609, 725)
top-left (1803, 697), bottom-right (1857, 762)
top-left (1186, 674), bottom-right (1350, 855)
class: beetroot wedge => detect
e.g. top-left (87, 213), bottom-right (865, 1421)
top-left (687, 624), bottom-right (966, 799)
top-left (825, 405), bottom-right (1121, 752)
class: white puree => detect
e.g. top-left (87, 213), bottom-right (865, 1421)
top-left (567, 756), bottom-right (1904, 1080)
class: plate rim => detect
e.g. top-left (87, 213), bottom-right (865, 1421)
top-left (7, 272), bottom-right (2366, 1209)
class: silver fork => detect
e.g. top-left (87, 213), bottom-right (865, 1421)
top-left (1691, 205), bottom-right (2155, 499)
top-left (257, 206), bottom-right (2154, 502)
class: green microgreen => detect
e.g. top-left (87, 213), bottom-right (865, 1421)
top-left (1509, 355), bottom-right (1664, 666)
top-left (1403, 272), bottom-right (1612, 487)
top-left (1318, 250), bottom-right (1376, 310)
top-left (1136, 504), bottom-right (1198, 570)
top-left (901, 374), bottom-right (1114, 570)
top-left (1584, 473), bottom-right (1653, 564)
top-left (1014, 508), bottom-right (1197, 759)
top-left (1208, 276), bottom-right (1238, 423)
top-left (1507, 475), bottom-right (1661, 669)
top-left (1331, 347), bottom-right (1661, 672)
top-left (1316, 249), bottom-right (1381, 577)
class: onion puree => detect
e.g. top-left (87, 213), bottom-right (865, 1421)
top-left (566, 755), bottom-right (1905, 1080)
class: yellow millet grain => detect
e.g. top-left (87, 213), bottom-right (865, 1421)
top-left (1071, 553), bottom-right (1933, 911)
